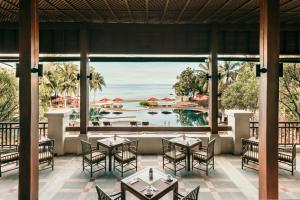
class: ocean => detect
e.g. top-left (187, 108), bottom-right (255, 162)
top-left (91, 84), bottom-right (175, 100)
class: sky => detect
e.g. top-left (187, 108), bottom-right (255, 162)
top-left (92, 62), bottom-right (200, 85)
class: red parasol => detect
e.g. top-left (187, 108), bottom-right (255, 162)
top-left (194, 95), bottom-right (208, 101)
top-left (162, 97), bottom-right (174, 101)
top-left (113, 98), bottom-right (123, 102)
top-left (147, 97), bottom-right (158, 101)
top-left (55, 97), bottom-right (64, 103)
top-left (99, 98), bottom-right (110, 102)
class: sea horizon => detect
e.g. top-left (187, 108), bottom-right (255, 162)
top-left (90, 83), bottom-right (176, 100)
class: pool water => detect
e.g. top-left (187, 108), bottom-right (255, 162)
top-left (70, 102), bottom-right (208, 126)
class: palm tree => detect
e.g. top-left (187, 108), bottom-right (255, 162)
top-left (197, 62), bottom-right (209, 95)
top-left (89, 66), bottom-right (106, 104)
top-left (56, 62), bottom-right (79, 107)
top-left (218, 61), bottom-right (240, 95)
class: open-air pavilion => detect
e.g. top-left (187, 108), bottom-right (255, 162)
top-left (0, 0), bottom-right (300, 199)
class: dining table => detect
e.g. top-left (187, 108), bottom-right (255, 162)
top-left (121, 167), bottom-right (178, 200)
top-left (169, 135), bottom-right (202, 171)
top-left (97, 136), bottom-right (129, 171)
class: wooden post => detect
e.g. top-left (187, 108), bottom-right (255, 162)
top-left (209, 25), bottom-right (218, 134)
top-left (80, 25), bottom-right (89, 134)
top-left (18, 0), bottom-right (39, 199)
top-left (259, 0), bottom-right (280, 199)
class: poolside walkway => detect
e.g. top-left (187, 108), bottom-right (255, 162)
top-left (0, 155), bottom-right (299, 200)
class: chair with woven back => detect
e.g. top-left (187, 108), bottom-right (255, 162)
top-left (192, 138), bottom-right (216, 175)
top-left (174, 185), bottom-right (200, 200)
top-left (162, 138), bottom-right (187, 175)
top-left (80, 140), bottom-right (106, 178)
top-left (95, 185), bottom-right (121, 200)
top-left (113, 140), bottom-right (138, 177)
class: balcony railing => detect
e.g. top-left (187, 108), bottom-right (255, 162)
top-left (0, 122), bottom-right (48, 146)
top-left (249, 121), bottom-right (300, 144)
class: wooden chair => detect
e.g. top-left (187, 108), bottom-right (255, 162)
top-left (278, 144), bottom-right (297, 175)
top-left (192, 138), bottom-right (216, 175)
top-left (241, 138), bottom-right (259, 170)
top-left (92, 121), bottom-right (100, 126)
top-left (130, 121), bottom-right (137, 126)
top-left (114, 140), bottom-right (138, 177)
top-left (38, 139), bottom-right (54, 171)
top-left (0, 145), bottom-right (19, 177)
top-left (103, 121), bottom-right (112, 126)
top-left (142, 121), bottom-right (149, 126)
top-left (174, 185), bottom-right (200, 200)
top-left (80, 140), bottom-right (106, 178)
top-left (95, 185), bottom-right (121, 200)
top-left (162, 138), bottom-right (187, 175)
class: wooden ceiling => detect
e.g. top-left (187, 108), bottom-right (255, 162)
top-left (0, 0), bottom-right (300, 24)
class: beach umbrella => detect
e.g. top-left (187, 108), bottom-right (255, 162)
top-left (113, 98), bottom-right (123, 102)
top-left (162, 97), bottom-right (174, 101)
top-left (55, 97), bottom-right (64, 103)
top-left (193, 95), bottom-right (208, 101)
top-left (147, 97), bottom-right (158, 101)
top-left (99, 98), bottom-right (110, 102)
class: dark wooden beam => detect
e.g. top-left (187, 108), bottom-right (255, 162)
top-left (61, 0), bottom-right (89, 21)
top-left (220, 0), bottom-right (252, 22)
top-left (18, 0), bottom-right (39, 199)
top-left (82, 0), bottom-right (103, 22)
top-left (204, 0), bottom-right (232, 23)
top-left (80, 24), bottom-right (89, 135)
top-left (208, 25), bottom-right (218, 134)
top-left (103, 0), bottom-right (118, 20)
top-left (161, 0), bottom-right (169, 22)
top-left (258, 0), bottom-right (280, 199)
top-left (124, 0), bottom-right (133, 22)
top-left (145, 0), bottom-right (149, 23)
top-left (191, 0), bottom-right (211, 22)
top-left (176, 0), bottom-right (191, 23)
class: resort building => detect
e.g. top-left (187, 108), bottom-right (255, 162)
top-left (0, 0), bottom-right (300, 200)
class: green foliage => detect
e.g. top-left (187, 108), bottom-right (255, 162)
top-left (139, 100), bottom-right (158, 107)
top-left (173, 67), bottom-right (200, 97)
top-left (221, 62), bottom-right (258, 111)
top-left (279, 63), bottom-right (300, 120)
top-left (89, 66), bottom-right (106, 103)
top-left (0, 69), bottom-right (18, 121)
top-left (173, 109), bottom-right (208, 126)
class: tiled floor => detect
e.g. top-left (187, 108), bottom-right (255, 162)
top-left (0, 154), bottom-right (300, 200)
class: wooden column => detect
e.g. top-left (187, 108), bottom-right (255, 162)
top-left (80, 25), bottom-right (89, 134)
top-left (259, 0), bottom-right (280, 199)
top-left (208, 26), bottom-right (218, 134)
top-left (18, 0), bottom-right (39, 199)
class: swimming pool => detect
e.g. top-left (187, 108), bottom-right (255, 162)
top-left (70, 102), bottom-right (208, 126)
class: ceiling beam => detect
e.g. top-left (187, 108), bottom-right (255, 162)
top-left (220, 0), bottom-right (251, 22)
top-left (124, 0), bottom-right (133, 22)
top-left (103, 0), bottom-right (118, 20)
top-left (231, 6), bottom-right (258, 23)
top-left (161, 0), bottom-right (169, 22)
top-left (191, 0), bottom-right (211, 22)
top-left (42, 0), bottom-right (75, 21)
top-left (61, 0), bottom-right (89, 21)
top-left (176, 0), bottom-right (191, 23)
top-left (82, 0), bottom-right (103, 22)
top-left (145, 0), bottom-right (149, 23)
top-left (204, 0), bottom-right (231, 23)
top-left (2, 0), bottom-right (18, 9)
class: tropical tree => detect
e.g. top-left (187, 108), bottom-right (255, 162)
top-left (218, 61), bottom-right (240, 95)
top-left (279, 63), bottom-right (300, 120)
top-left (221, 62), bottom-right (259, 112)
top-left (173, 67), bottom-right (199, 97)
top-left (89, 66), bottom-right (106, 104)
top-left (0, 69), bottom-right (18, 121)
top-left (197, 62), bottom-right (209, 95)
top-left (56, 62), bottom-right (79, 107)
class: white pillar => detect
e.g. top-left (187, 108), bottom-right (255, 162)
top-left (225, 110), bottom-right (253, 155)
top-left (45, 109), bottom-right (72, 155)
